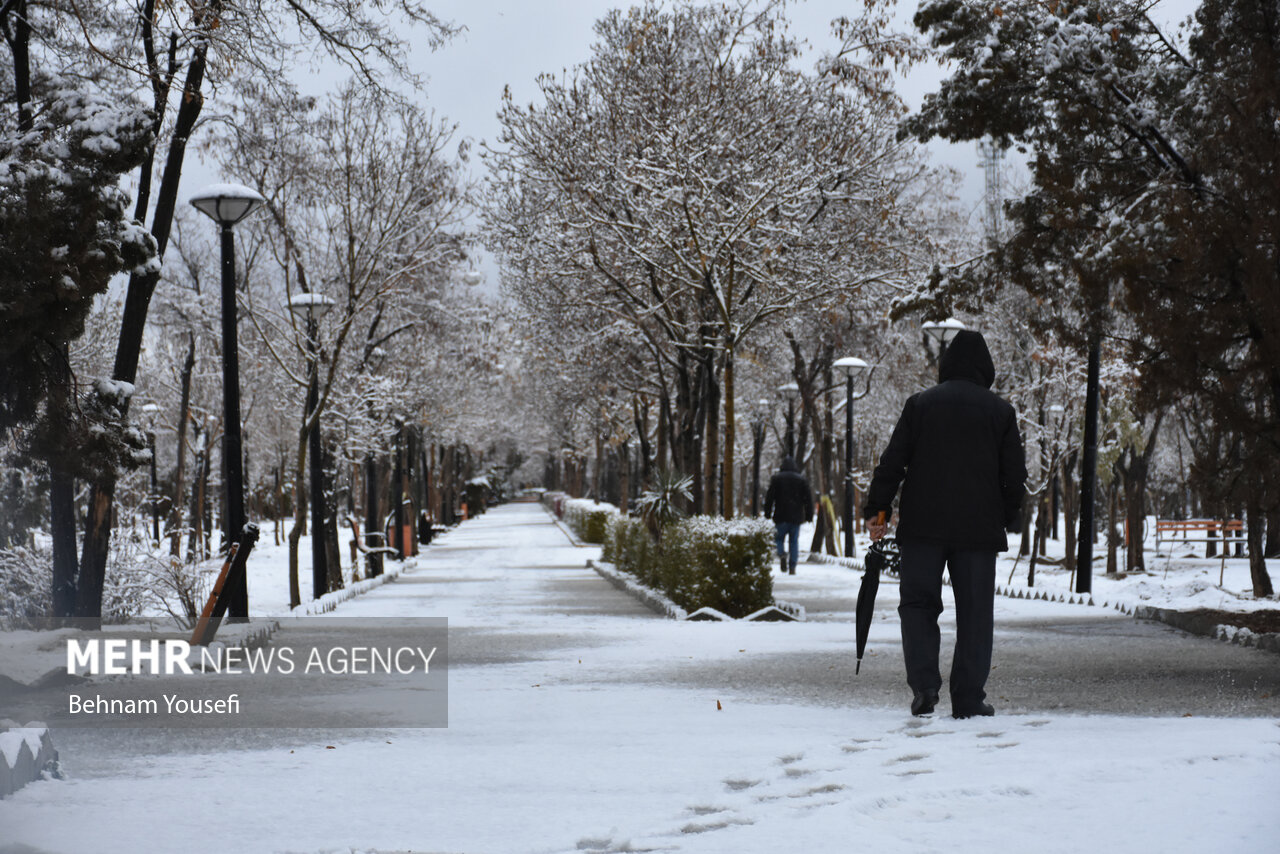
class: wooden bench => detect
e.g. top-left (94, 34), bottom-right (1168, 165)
top-left (1155, 519), bottom-right (1246, 557)
top-left (346, 515), bottom-right (399, 577)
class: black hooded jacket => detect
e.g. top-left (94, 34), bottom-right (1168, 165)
top-left (763, 456), bottom-right (813, 525)
top-left (862, 330), bottom-right (1027, 551)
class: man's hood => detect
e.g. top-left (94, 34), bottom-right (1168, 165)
top-left (938, 329), bottom-right (995, 388)
top-left (779, 455), bottom-right (800, 473)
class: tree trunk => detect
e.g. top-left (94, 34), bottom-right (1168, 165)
top-left (287, 429), bottom-right (307, 608)
top-left (50, 468), bottom-right (78, 620)
top-left (1265, 503), bottom-right (1280, 558)
top-left (721, 345), bottom-right (735, 520)
top-left (1247, 499), bottom-right (1274, 597)
top-left (1106, 479), bottom-right (1119, 575)
top-left (703, 344), bottom-right (720, 517)
top-left (169, 334), bottom-right (195, 556)
top-left (1061, 450), bottom-right (1078, 575)
top-left (75, 41), bottom-right (211, 623)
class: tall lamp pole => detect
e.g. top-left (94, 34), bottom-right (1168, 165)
top-left (190, 183), bottom-right (265, 620)
top-left (778, 382), bottom-right (800, 458)
top-left (288, 292), bottom-right (336, 600)
top-left (833, 357), bottom-right (869, 559)
top-left (750, 398), bottom-right (770, 516)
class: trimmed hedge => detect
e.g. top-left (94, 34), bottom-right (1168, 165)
top-left (544, 493), bottom-right (617, 545)
top-left (659, 517), bottom-right (774, 617)
top-left (604, 513), bottom-right (774, 618)
top-left (544, 491), bottom-right (775, 618)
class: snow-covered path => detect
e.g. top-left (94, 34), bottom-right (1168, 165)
top-left (2, 502), bottom-right (1278, 853)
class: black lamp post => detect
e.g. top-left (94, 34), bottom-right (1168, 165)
top-left (190, 183), bottom-right (264, 619)
top-left (288, 292), bottom-right (336, 600)
top-left (778, 382), bottom-right (800, 458)
top-left (749, 398), bottom-right (770, 516)
top-left (833, 357), bottom-right (869, 558)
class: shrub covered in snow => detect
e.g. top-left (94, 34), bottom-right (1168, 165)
top-left (559, 497), bottom-right (618, 545)
top-left (658, 517), bottom-right (774, 618)
top-left (603, 514), bottom-right (774, 618)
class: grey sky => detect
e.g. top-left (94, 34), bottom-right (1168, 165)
top-left (185, 0), bottom-right (1199, 287)
top-left (410, 0), bottom-right (989, 209)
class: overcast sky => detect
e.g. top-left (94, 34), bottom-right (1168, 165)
top-left (409, 0), bottom-right (991, 208)
top-left (185, 0), bottom-right (1199, 287)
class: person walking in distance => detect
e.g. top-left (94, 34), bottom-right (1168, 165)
top-left (863, 330), bottom-right (1027, 719)
top-left (764, 456), bottom-right (813, 575)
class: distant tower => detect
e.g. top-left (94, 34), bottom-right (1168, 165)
top-left (978, 138), bottom-right (1003, 246)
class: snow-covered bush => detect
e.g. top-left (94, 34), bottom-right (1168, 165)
top-left (0, 544), bottom-right (51, 629)
top-left (0, 531), bottom-right (156, 628)
top-left (602, 513), bottom-right (774, 618)
top-left (561, 498), bottom-right (618, 545)
top-left (603, 515), bottom-right (656, 585)
top-left (659, 517), bottom-right (774, 618)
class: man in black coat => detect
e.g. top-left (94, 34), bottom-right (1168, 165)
top-left (763, 455), bottom-right (813, 575)
top-left (863, 330), bottom-right (1026, 719)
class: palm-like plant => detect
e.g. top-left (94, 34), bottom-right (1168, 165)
top-left (634, 471), bottom-right (693, 543)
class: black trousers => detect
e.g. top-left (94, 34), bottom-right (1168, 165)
top-left (897, 540), bottom-right (996, 711)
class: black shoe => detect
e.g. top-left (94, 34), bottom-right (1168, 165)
top-left (910, 690), bottom-right (939, 716)
top-left (952, 702), bottom-right (995, 720)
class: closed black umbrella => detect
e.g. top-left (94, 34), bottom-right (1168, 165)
top-left (855, 535), bottom-right (900, 674)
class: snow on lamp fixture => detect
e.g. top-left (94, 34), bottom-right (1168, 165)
top-left (462, 269), bottom-right (483, 286)
top-left (189, 183), bottom-right (266, 227)
top-left (286, 292), bottom-right (336, 322)
top-left (832, 356), bottom-right (870, 382)
top-left (921, 317), bottom-right (966, 346)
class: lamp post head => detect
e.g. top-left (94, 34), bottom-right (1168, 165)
top-left (461, 269), bottom-right (483, 286)
top-left (921, 317), bottom-right (966, 346)
top-left (832, 356), bottom-right (870, 382)
top-left (189, 183), bottom-right (266, 227)
top-left (777, 382), bottom-right (800, 403)
top-left (286, 292), bottom-right (336, 323)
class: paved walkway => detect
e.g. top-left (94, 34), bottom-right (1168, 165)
top-left (2, 502), bottom-right (1277, 854)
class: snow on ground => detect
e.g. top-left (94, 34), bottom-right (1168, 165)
top-left (1, 503), bottom-right (1277, 854)
top-left (798, 515), bottom-right (1276, 615)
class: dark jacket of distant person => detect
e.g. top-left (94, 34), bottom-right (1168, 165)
top-left (764, 456), bottom-right (814, 526)
top-left (862, 330), bottom-right (1027, 551)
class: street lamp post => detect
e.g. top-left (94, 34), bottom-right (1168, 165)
top-left (750, 399), bottom-right (770, 516)
top-left (833, 357), bottom-right (870, 559)
top-left (287, 292), bottom-right (336, 600)
top-left (190, 183), bottom-right (265, 620)
top-left (778, 382), bottom-right (800, 457)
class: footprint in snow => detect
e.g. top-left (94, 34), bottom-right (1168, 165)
top-left (1023, 719), bottom-right (1052, 728)
top-left (976, 731), bottom-right (1004, 739)
top-left (783, 766), bottom-right (815, 778)
top-left (778, 753), bottom-right (804, 765)
top-left (681, 817), bottom-right (754, 834)
top-left (895, 768), bottom-right (935, 777)
top-left (723, 778), bottom-right (761, 792)
top-left (886, 753), bottom-right (929, 765)
top-left (988, 742), bottom-right (1020, 750)
top-left (789, 783), bottom-right (847, 798)
top-left (686, 805), bottom-right (729, 816)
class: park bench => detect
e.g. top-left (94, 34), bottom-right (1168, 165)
top-left (346, 514), bottom-right (399, 569)
top-left (1154, 518), bottom-right (1246, 558)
